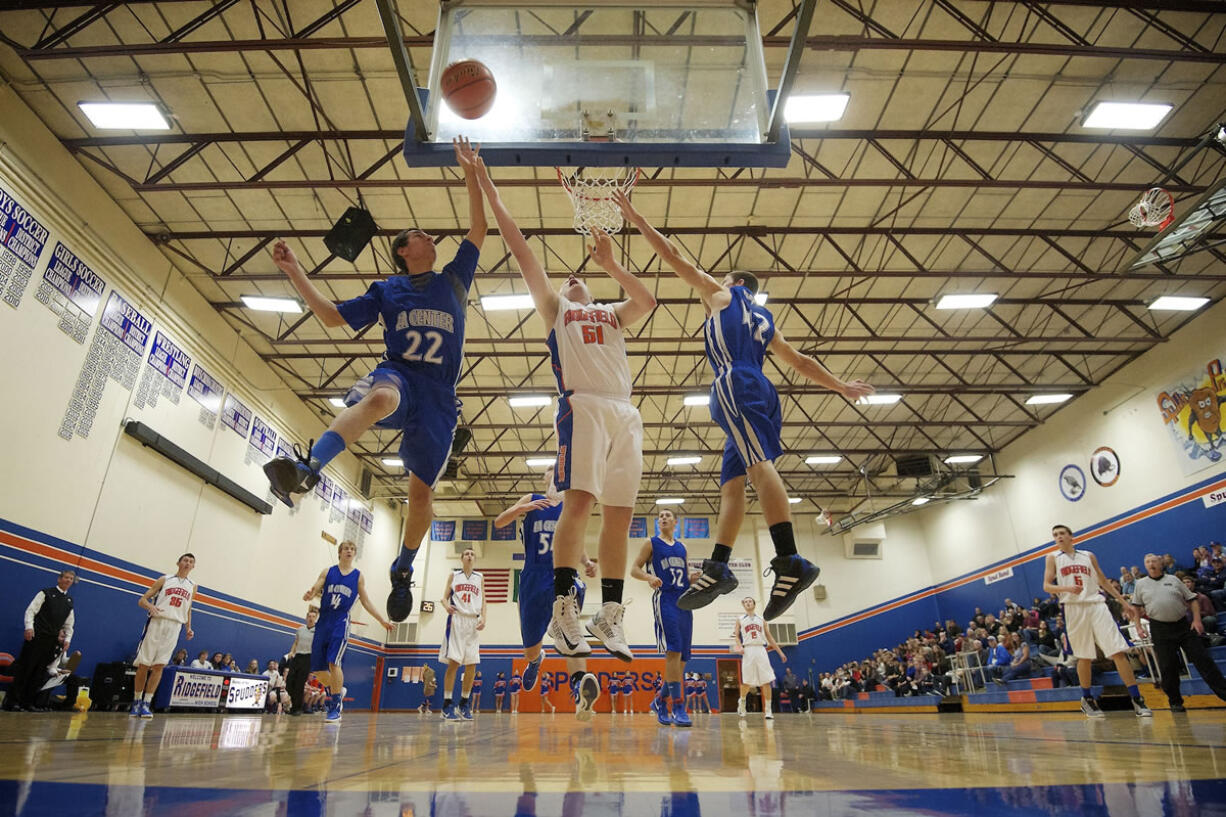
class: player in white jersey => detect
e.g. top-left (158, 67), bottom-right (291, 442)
top-left (130, 553), bottom-right (196, 719)
top-left (439, 547), bottom-right (487, 721)
top-left (1042, 524), bottom-right (1151, 718)
top-left (733, 597), bottom-right (787, 720)
top-left (472, 150), bottom-right (655, 702)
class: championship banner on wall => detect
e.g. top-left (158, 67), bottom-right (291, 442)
top-left (432, 520), bottom-right (456, 542)
top-left (1155, 354), bottom-right (1226, 475)
top-left (36, 242), bottom-right (105, 343)
top-left (682, 517), bottom-right (711, 539)
top-left (491, 520), bottom-right (516, 541)
top-left (0, 183), bottom-right (50, 307)
top-left (187, 363), bottom-right (223, 429)
top-left (461, 519), bottom-right (488, 541)
top-left (134, 330), bottom-right (192, 409)
top-left (221, 392), bottom-right (252, 438)
top-left (168, 671), bottom-right (226, 708)
top-left (628, 517), bottom-right (648, 538)
top-left (225, 676), bottom-right (269, 710)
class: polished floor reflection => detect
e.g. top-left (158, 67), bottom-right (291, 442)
top-left (1, 710), bottom-right (1224, 816)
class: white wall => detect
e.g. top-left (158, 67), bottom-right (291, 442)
top-left (0, 83), bottom-right (401, 629)
top-left (920, 297), bottom-right (1226, 582)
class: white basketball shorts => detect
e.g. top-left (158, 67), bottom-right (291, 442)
top-left (1065, 601), bottom-right (1129, 660)
top-left (555, 392), bottom-right (643, 508)
top-left (741, 644), bottom-right (776, 687)
top-left (439, 614), bottom-right (481, 665)
top-left (135, 617), bottom-right (182, 667)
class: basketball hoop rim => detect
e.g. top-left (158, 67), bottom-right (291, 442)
top-left (556, 166), bottom-right (642, 198)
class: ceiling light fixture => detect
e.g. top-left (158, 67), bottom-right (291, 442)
top-left (784, 93), bottom-right (850, 123)
top-left (78, 101), bottom-right (171, 130)
top-left (1082, 101), bottom-right (1172, 130)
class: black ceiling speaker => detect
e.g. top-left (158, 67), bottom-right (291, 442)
top-left (324, 207), bottom-right (378, 262)
top-left (895, 454), bottom-right (933, 478)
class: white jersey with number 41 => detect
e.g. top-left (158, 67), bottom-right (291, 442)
top-left (450, 570), bottom-right (484, 617)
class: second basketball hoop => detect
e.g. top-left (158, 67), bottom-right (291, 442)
top-left (1128, 187), bottom-right (1174, 230)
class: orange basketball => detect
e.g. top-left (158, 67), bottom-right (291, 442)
top-left (440, 59), bottom-right (497, 120)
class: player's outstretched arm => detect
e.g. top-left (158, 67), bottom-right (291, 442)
top-left (629, 541), bottom-right (660, 587)
top-left (1089, 553), bottom-right (1137, 619)
top-left (356, 574), bottom-right (394, 631)
top-left (493, 493), bottom-right (551, 528)
top-left (613, 190), bottom-right (723, 298)
top-left (452, 137), bottom-right (488, 250)
top-left (587, 228), bottom-right (657, 326)
top-left (303, 570), bottom-right (326, 602)
top-left (768, 330), bottom-right (875, 401)
top-left (271, 241), bottom-right (347, 327)
top-left (468, 153), bottom-right (559, 324)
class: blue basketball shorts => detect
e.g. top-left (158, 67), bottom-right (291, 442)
top-left (519, 570), bottom-right (586, 648)
top-left (310, 618), bottom-right (349, 672)
top-left (709, 368), bottom-right (783, 485)
top-left (345, 361), bottom-right (459, 488)
top-left (653, 591), bottom-right (693, 661)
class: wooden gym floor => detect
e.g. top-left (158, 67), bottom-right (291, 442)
top-left (1, 709), bottom-right (1225, 816)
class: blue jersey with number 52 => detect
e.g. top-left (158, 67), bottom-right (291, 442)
top-left (336, 240), bottom-right (479, 388)
top-left (521, 494), bottom-right (563, 575)
top-left (703, 284), bottom-right (775, 376)
top-left (649, 536), bottom-right (690, 595)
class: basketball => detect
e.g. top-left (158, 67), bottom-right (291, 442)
top-left (440, 59), bottom-right (496, 120)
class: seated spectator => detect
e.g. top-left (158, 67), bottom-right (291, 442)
top-left (984, 636), bottom-right (1011, 680)
top-left (171, 648), bottom-right (189, 667)
top-left (264, 659), bottom-right (290, 713)
top-left (1131, 566), bottom-right (1144, 584)
top-left (245, 659), bottom-right (260, 675)
top-left (1162, 554), bottom-right (1177, 574)
top-left (209, 651), bottom-right (225, 670)
top-left (983, 614), bottom-right (1001, 637)
top-left (1181, 576), bottom-right (1220, 634)
top-left (996, 632), bottom-right (1033, 685)
top-left (190, 650), bottom-right (210, 669)
top-left (1049, 633), bottom-right (1078, 688)
top-left (1038, 594), bottom-right (1061, 620)
top-left (799, 680), bottom-right (815, 712)
top-left (1034, 620), bottom-right (1059, 660)
top-left (220, 653), bottom-right (235, 672)
top-left (1120, 566), bottom-right (1135, 596)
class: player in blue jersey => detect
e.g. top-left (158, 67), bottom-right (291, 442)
top-left (304, 540), bottom-right (393, 722)
top-left (263, 138), bottom-right (487, 625)
top-left (615, 191), bottom-right (874, 620)
top-left (632, 508), bottom-right (701, 727)
top-left (495, 465), bottom-right (602, 720)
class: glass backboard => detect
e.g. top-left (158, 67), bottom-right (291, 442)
top-left (401, 0), bottom-right (791, 167)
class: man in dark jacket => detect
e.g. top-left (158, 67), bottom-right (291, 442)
top-left (4, 569), bottom-right (76, 711)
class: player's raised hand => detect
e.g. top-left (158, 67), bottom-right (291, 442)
top-left (588, 228), bottom-right (616, 269)
top-left (452, 136), bottom-right (482, 172)
top-left (272, 240), bottom-right (301, 276)
top-left (838, 379), bottom-right (876, 402)
top-left (611, 189), bottom-right (641, 224)
top-left (527, 498), bottom-right (554, 512)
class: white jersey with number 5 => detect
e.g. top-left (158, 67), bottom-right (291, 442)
top-left (740, 614), bottom-right (768, 647)
top-left (152, 575), bottom-right (195, 623)
top-left (548, 296), bottom-right (631, 400)
top-left (1053, 549), bottom-right (1100, 605)
top-left (450, 570), bottom-right (484, 617)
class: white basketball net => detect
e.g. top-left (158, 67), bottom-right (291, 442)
top-left (556, 166), bottom-right (640, 235)
top-left (1128, 187), bottom-right (1174, 228)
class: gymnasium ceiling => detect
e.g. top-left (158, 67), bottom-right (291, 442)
top-left (1, 0), bottom-right (1225, 520)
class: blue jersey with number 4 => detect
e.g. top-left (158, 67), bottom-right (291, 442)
top-left (522, 494), bottom-right (563, 575)
top-left (649, 536), bottom-right (690, 595)
top-left (703, 284), bottom-right (776, 376)
top-left (336, 240), bottom-right (479, 388)
top-left (318, 565), bottom-right (360, 626)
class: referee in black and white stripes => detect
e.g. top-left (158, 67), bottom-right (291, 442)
top-left (1131, 553), bottom-right (1226, 712)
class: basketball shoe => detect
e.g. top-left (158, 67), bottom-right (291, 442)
top-left (652, 693), bottom-right (671, 726)
top-left (522, 651), bottom-right (544, 692)
top-left (548, 589), bottom-right (591, 657)
top-left (1132, 697), bottom-right (1153, 717)
top-left (762, 555), bottom-right (821, 620)
top-left (1080, 697), bottom-right (1105, 719)
top-left (128, 700), bottom-right (141, 718)
top-left (263, 441), bottom-right (321, 508)
top-left (587, 602), bottom-right (633, 663)
top-left (325, 695), bottom-right (342, 723)
top-left (139, 700), bottom-right (153, 720)
top-left (670, 700), bottom-right (692, 728)
top-left (459, 700), bottom-right (473, 721)
top-left (442, 702), bottom-right (461, 722)
top-left (677, 560), bottom-right (739, 611)
top-left (387, 561), bottom-right (413, 622)
top-left (574, 673), bottom-right (600, 723)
